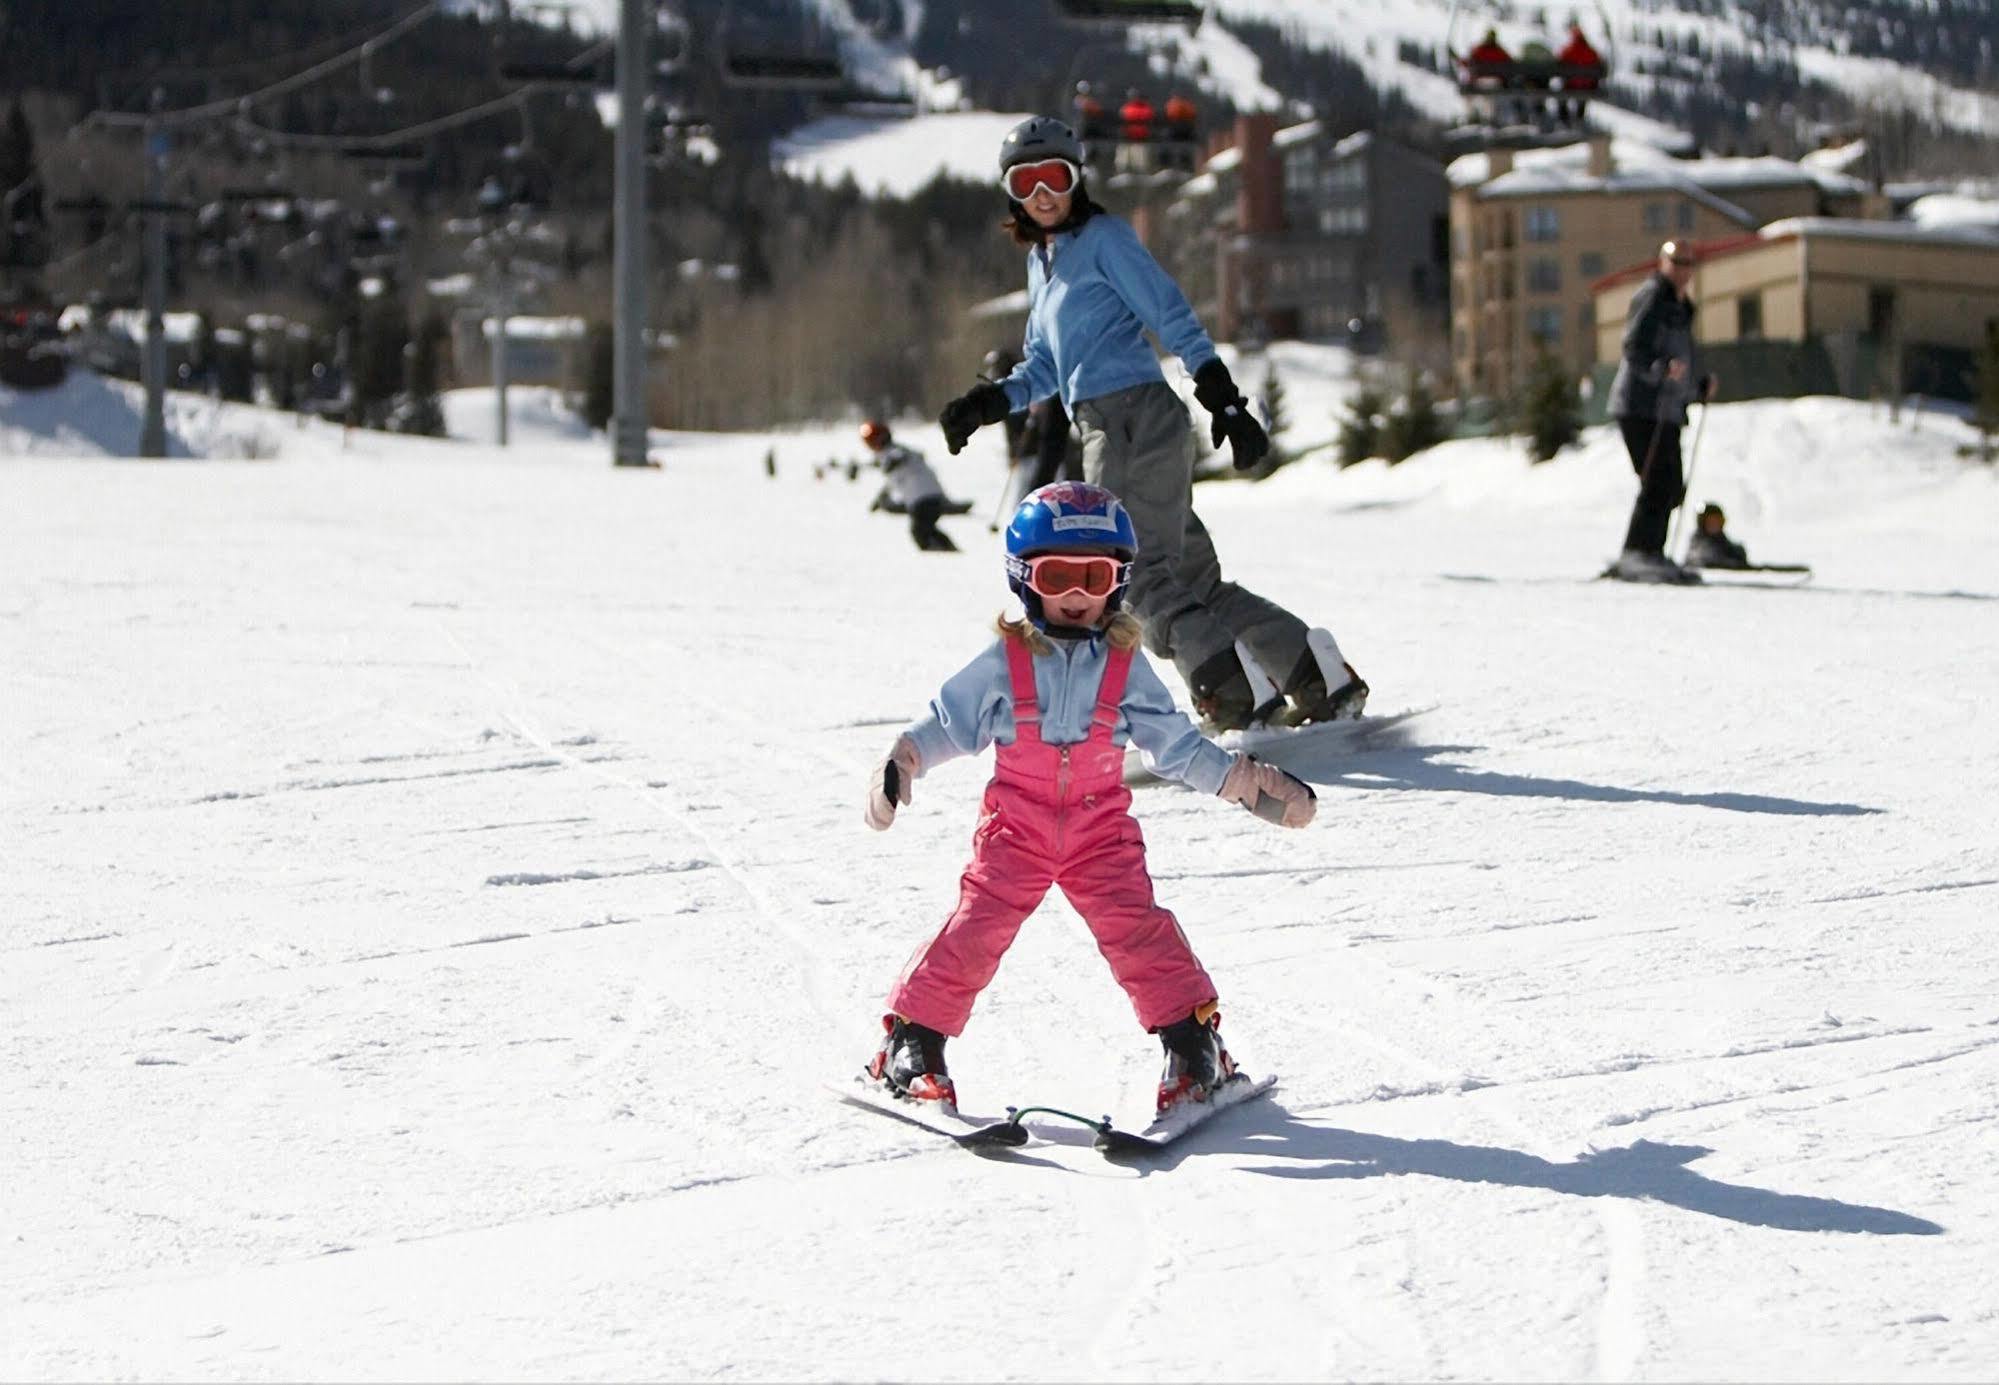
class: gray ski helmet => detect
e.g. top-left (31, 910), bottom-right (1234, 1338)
top-left (998, 116), bottom-right (1084, 175)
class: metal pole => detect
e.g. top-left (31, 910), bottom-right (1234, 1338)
top-left (139, 109), bottom-right (168, 458)
top-left (611, 0), bottom-right (650, 466)
top-left (1666, 399), bottom-right (1711, 563)
top-left (491, 241), bottom-right (511, 447)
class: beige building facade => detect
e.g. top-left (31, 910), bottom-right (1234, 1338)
top-left (1450, 137), bottom-right (1882, 399)
top-left (1593, 220), bottom-right (1999, 376)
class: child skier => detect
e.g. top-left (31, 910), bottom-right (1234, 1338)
top-left (862, 482), bottom-right (1316, 1117)
top-left (862, 419), bottom-right (958, 552)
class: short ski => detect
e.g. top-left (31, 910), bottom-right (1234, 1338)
top-left (828, 1076), bottom-right (1030, 1152)
top-left (1093, 1073), bottom-right (1278, 1158)
top-left (833, 1072), bottom-right (1278, 1160)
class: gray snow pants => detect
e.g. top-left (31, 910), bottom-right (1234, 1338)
top-left (1073, 380), bottom-right (1309, 690)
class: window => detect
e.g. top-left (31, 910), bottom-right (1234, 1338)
top-left (1578, 302), bottom-right (1595, 334)
top-left (1643, 202), bottom-right (1668, 232)
top-left (1579, 251), bottom-right (1606, 277)
top-left (1527, 305), bottom-right (1563, 345)
top-left (1525, 205), bottom-right (1561, 241)
top-left (1677, 202), bottom-right (1695, 231)
top-left (1868, 286), bottom-right (1896, 342)
top-left (1283, 148), bottom-right (1315, 198)
top-left (1527, 258), bottom-right (1562, 293)
top-left (1737, 292), bottom-right (1763, 340)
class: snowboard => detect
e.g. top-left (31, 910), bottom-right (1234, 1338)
top-left (832, 1072), bottom-right (1278, 1162)
top-left (1124, 706), bottom-right (1433, 788)
top-left (1687, 561), bottom-right (1813, 586)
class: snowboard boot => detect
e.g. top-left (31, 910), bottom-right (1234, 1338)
top-left (1188, 645), bottom-right (1285, 734)
top-left (867, 1015), bottom-right (956, 1106)
top-left (1280, 628), bottom-right (1369, 725)
top-left (1155, 1002), bottom-right (1239, 1115)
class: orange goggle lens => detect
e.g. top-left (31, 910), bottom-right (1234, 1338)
top-left (1003, 158), bottom-right (1078, 200)
top-left (1025, 554), bottom-right (1122, 598)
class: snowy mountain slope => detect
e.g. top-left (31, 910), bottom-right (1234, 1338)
top-left (5, 372), bottom-right (1999, 1379)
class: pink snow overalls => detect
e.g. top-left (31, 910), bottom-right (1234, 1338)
top-left (887, 637), bottom-right (1216, 1036)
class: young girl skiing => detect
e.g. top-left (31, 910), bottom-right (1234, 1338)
top-left (863, 482), bottom-right (1317, 1117)
top-left (937, 115), bottom-right (1368, 734)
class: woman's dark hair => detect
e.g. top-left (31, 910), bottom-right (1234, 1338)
top-left (1002, 187), bottom-right (1101, 247)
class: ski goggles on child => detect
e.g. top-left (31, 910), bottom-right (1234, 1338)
top-left (1001, 158), bottom-right (1079, 201)
top-left (1012, 553), bottom-right (1128, 599)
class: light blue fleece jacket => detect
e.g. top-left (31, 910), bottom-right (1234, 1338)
top-left (996, 213), bottom-right (1219, 415)
top-left (903, 634), bottom-right (1234, 795)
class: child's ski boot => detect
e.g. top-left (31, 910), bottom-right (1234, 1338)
top-left (1156, 1002), bottom-right (1239, 1114)
top-left (867, 1015), bottom-right (956, 1106)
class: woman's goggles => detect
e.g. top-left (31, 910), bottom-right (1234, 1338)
top-left (1016, 553), bottom-right (1127, 599)
top-left (1002, 158), bottom-right (1079, 201)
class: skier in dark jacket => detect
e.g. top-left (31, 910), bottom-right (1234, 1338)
top-left (1607, 241), bottom-right (1717, 582)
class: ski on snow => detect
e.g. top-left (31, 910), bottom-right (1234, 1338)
top-left (832, 1072), bottom-right (1278, 1161)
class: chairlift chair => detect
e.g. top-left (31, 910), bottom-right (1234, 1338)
top-left (1445, 0), bottom-right (1612, 131)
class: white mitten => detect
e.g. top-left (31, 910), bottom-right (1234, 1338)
top-left (864, 735), bottom-right (922, 832)
top-left (1218, 753), bottom-right (1316, 829)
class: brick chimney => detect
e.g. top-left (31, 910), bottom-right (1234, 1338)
top-left (1586, 134), bottom-right (1613, 178)
top-left (1486, 147), bottom-right (1514, 179)
top-left (1233, 112), bottom-right (1284, 234)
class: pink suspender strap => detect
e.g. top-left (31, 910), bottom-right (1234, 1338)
top-left (1089, 646), bottom-right (1132, 741)
top-left (1003, 637), bottom-right (1043, 745)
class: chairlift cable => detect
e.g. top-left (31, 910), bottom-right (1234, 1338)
top-left (88, 2), bottom-right (445, 131)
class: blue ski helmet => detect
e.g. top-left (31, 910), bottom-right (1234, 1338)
top-left (1003, 482), bottom-right (1138, 627)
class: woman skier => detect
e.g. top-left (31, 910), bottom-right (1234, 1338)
top-left (936, 116), bottom-right (1368, 735)
top-left (862, 482), bottom-right (1317, 1116)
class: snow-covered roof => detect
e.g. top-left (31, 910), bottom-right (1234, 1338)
top-left (1759, 216), bottom-right (1999, 249)
top-left (1800, 139), bottom-right (1869, 175)
top-left (1271, 119), bottom-right (1322, 150)
top-left (480, 316), bottom-right (587, 340)
top-left (1905, 193), bottom-right (1999, 233)
top-left (1478, 164), bottom-right (1759, 228)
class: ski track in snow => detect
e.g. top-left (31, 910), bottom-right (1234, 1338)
top-left (4, 372), bottom-right (1998, 1379)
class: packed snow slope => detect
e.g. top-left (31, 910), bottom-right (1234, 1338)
top-left (5, 366), bottom-right (1999, 1381)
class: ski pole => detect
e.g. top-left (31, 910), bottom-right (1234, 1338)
top-left (987, 461), bottom-right (1018, 532)
top-left (1666, 399), bottom-right (1711, 563)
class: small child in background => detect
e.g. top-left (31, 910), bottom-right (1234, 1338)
top-left (862, 482), bottom-right (1315, 1117)
top-left (862, 419), bottom-right (958, 552)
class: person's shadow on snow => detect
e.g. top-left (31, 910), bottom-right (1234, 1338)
top-left (1280, 727), bottom-right (1881, 818)
top-left (1136, 1107), bottom-right (1940, 1234)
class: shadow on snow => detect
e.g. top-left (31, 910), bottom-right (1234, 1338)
top-left (1165, 1106), bottom-right (1943, 1235)
top-left (1282, 730), bottom-right (1880, 818)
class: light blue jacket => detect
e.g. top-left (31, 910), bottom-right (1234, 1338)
top-left (904, 634), bottom-right (1234, 795)
top-left (997, 213), bottom-right (1219, 415)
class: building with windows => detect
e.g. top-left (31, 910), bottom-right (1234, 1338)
top-left (1591, 219), bottom-right (1999, 403)
top-left (1173, 116), bottom-right (1448, 353)
top-left (1449, 136), bottom-right (1883, 399)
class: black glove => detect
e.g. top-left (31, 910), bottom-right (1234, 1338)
top-left (1192, 359), bottom-right (1269, 470)
top-left (939, 381), bottom-right (1011, 456)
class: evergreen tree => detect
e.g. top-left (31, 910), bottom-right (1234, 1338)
top-left (397, 308), bottom-right (448, 436)
top-left (1973, 325), bottom-right (1999, 464)
top-left (1382, 368), bottom-right (1445, 463)
top-left (580, 321), bottom-right (614, 432)
top-left (1255, 360), bottom-right (1288, 474)
top-left (1522, 345), bottom-right (1583, 462)
top-left (352, 290), bottom-right (410, 429)
top-left (1, 99), bottom-right (48, 272)
top-left (1336, 383), bottom-right (1388, 467)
